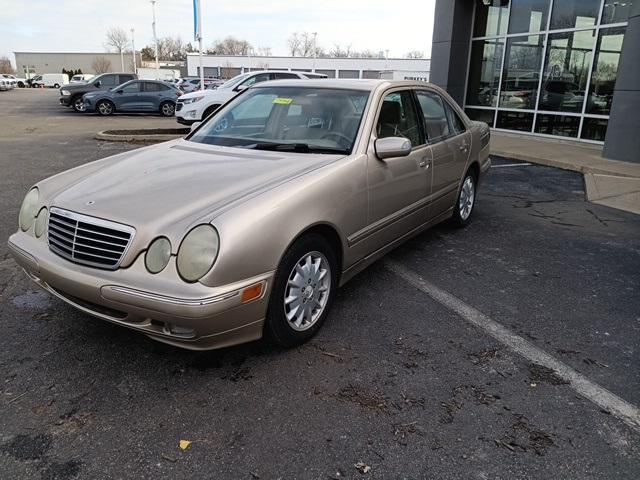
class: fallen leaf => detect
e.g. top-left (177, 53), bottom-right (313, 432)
top-left (179, 440), bottom-right (192, 450)
top-left (355, 461), bottom-right (371, 474)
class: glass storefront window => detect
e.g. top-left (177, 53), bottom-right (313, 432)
top-left (466, 39), bottom-right (504, 107)
top-left (601, 0), bottom-right (634, 24)
top-left (539, 30), bottom-right (596, 112)
top-left (474, 0), bottom-right (509, 37)
top-left (499, 35), bottom-right (543, 109)
top-left (581, 117), bottom-right (609, 141)
top-left (465, 108), bottom-right (496, 127)
top-left (550, 0), bottom-right (601, 30)
top-left (496, 110), bottom-right (534, 131)
top-left (534, 114), bottom-right (580, 137)
top-left (508, 0), bottom-right (550, 34)
top-left (587, 26), bottom-right (626, 115)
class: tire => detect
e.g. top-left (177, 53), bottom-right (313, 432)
top-left (53, 83), bottom-right (60, 88)
top-left (160, 101), bottom-right (176, 117)
top-left (18, 81), bottom-right (24, 88)
top-left (450, 168), bottom-right (477, 228)
top-left (202, 104), bottom-right (220, 120)
top-left (266, 233), bottom-right (338, 348)
top-left (72, 96), bottom-right (85, 112)
top-left (96, 100), bottom-right (115, 116)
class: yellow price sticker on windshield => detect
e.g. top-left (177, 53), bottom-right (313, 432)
top-left (273, 97), bottom-right (293, 105)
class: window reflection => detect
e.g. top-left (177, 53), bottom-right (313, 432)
top-left (601, 0), bottom-right (634, 24)
top-left (550, 0), bottom-right (601, 30)
top-left (587, 27), bottom-right (626, 115)
top-left (534, 114), bottom-right (580, 137)
top-left (474, 0), bottom-right (509, 37)
top-left (508, 0), bottom-right (550, 34)
top-left (465, 108), bottom-right (496, 127)
top-left (581, 118), bottom-right (609, 141)
top-left (539, 30), bottom-right (596, 112)
top-left (499, 35), bottom-right (544, 109)
top-left (466, 39), bottom-right (504, 107)
top-left (496, 110), bottom-right (534, 131)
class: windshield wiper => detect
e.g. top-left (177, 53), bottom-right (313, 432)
top-left (240, 142), bottom-right (350, 154)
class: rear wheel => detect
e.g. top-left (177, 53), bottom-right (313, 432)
top-left (160, 101), bottom-right (176, 117)
top-left (17, 81), bottom-right (24, 88)
top-left (53, 83), bottom-right (60, 88)
top-left (450, 168), bottom-right (477, 228)
top-left (96, 100), bottom-right (115, 116)
top-left (266, 234), bottom-right (338, 347)
top-left (72, 96), bottom-right (85, 112)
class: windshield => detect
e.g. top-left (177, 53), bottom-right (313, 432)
top-left (188, 86), bottom-right (370, 154)
top-left (217, 73), bottom-right (252, 90)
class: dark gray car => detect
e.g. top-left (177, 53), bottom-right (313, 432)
top-left (59, 73), bottom-right (137, 112)
top-left (82, 80), bottom-right (181, 116)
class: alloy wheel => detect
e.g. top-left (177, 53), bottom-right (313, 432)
top-left (459, 176), bottom-right (475, 221)
top-left (284, 251), bottom-right (331, 331)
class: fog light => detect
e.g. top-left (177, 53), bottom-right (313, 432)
top-left (167, 324), bottom-right (195, 337)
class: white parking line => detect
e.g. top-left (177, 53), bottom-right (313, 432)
top-left (492, 162), bottom-right (532, 168)
top-left (385, 260), bottom-right (640, 433)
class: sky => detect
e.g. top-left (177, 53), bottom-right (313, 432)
top-left (0, 0), bottom-right (436, 65)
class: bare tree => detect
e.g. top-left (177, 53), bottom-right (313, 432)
top-left (207, 37), bottom-right (252, 55)
top-left (287, 33), bottom-right (302, 56)
top-left (287, 32), bottom-right (321, 57)
top-left (91, 56), bottom-right (113, 74)
top-left (0, 56), bottom-right (15, 74)
top-left (329, 44), bottom-right (352, 58)
top-left (104, 27), bottom-right (130, 53)
top-left (256, 47), bottom-right (272, 56)
top-left (405, 50), bottom-right (424, 59)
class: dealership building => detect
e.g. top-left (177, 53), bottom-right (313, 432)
top-left (186, 54), bottom-right (430, 82)
top-left (431, 0), bottom-right (639, 163)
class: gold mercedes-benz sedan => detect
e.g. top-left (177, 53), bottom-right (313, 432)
top-left (8, 79), bottom-right (490, 350)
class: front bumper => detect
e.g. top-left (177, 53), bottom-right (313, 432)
top-left (8, 231), bottom-right (273, 350)
top-left (175, 106), bottom-right (201, 124)
top-left (59, 95), bottom-right (72, 106)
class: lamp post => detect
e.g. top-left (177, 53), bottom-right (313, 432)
top-left (131, 28), bottom-right (137, 74)
top-left (312, 32), bottom-right (318, 72)
top-left (151, 0), bottom-right (160, 80)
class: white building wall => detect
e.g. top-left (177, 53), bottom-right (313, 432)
top-left (186, 54), bottom-right (430, 80)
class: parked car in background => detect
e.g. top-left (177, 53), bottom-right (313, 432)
top-left (70, 74), bottom-right (95, 83)
top-left (177, 77), bottom-right (222, 93)
top-left (32, 73), bottom-right (69, 88)
top-left (176, 70), bottom-right (328, 125)
top-left (1, 74), bottom-right (27, 88)
top-left (27, 75), bottom-right (42, 87)
top-left (0, 79), bottom-right (11, 91)
top-left (8, 79), bottom-right (490, 350)
top-left (82, 79), bottom-right (181, 116)
top-left (59, 73), bottom-right (137, 112)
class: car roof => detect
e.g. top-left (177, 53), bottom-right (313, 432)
top-left (252, 78), bottom-right (433, 91)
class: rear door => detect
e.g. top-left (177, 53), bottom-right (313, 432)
top-left (414, 90), bottom-right (469, 217)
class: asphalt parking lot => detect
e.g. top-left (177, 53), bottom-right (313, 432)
top-left (1, 89), bottom-right (639, 479)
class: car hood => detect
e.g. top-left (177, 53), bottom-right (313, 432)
top-left (48, 139), bottom-right (344, 237)
top-left (179, 88), bottom-right (231, 101)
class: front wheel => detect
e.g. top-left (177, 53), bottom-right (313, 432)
top-left (53, 83), bottom-right (60, 88)
top-left (160, 101), bottom-right (176, 117)
top-left (450, 170), bottom-right (477, 228)
top-left (18, 81), bottom-right (24, 88)
top-left (72, 96), bottom-right (85, 112)
top-left (96, 100), bottom-right (115, 116)
top-left (266, 234), bottom-right (338, 347)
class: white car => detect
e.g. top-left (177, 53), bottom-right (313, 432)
top-left (0, 79), bottom-right (10, 91)
top-left (70, 74), bottom-right (95, 83)
top-left (176, 70), bottom-right (327, 125)
top-left (1, 74), bottom-right (27, 88)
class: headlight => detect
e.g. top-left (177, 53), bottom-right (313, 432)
top-left (145, 237), bottom-right (172, 274)
top-left (19, 188), bottom-right (39, 231)
top-left (61, 90), bottom-right (71, 96)
top-left (34, 208), bottom-right (48, 238)
top-left (176, 225), bottom-right (219, 282)
top-left (182, 96), bottom-right (204, 104)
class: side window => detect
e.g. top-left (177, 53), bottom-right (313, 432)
top-left (444, 103), bottom-right (466, 135)
top-left (144, 82), bottom-right (168, 92)
top-left (241, 73), bottom-right (272, 88)
top-left (119, 75), bottom-right (135, 83)
top-left (120, 82), bottom-right (141, 93)
top-left (271, 72), bottom-right (298, 80)
top-left (100, 75), bottom-right (117, 87)
top-left (415, 91), bottom-right (451, 143)
top-left (376, 90), bottom-right (424, 147)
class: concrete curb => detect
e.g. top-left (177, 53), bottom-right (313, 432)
top-left (95, 130), bottom-right (188, 143)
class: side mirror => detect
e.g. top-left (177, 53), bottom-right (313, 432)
top-left (94, 81), bottom-right (101, 88)
top-left (234, 84), bottom-right (249, 92)
top-left (116, 89), bottom-right (123, 94)
top-left (189, 121), bottom-right (201, 133)
top-left (375, 137), bottom-right (412, 160)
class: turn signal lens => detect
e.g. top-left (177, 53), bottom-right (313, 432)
top-left (241, 282), bottom-right (265, 304)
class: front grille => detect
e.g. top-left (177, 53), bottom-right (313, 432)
top-left (176, 102), bottom-right (183, 111)
top-left (47, 207), bottom-right (135, 270)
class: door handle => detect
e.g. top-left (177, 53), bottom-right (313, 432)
top-left (459, 144), bottom-right (469, 152)
top-left (418, 158), bottom-right (430, 169)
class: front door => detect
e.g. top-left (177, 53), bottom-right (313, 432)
top-left (115, 81), bottom-right (143, 111)
top-left (355, 89), bottom-right (432, 255)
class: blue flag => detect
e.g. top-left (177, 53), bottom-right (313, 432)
top-left (193, 0), bottom-right (201, 41)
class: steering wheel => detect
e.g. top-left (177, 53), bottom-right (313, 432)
top-left (321, 132), bottom-right (352, 148)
